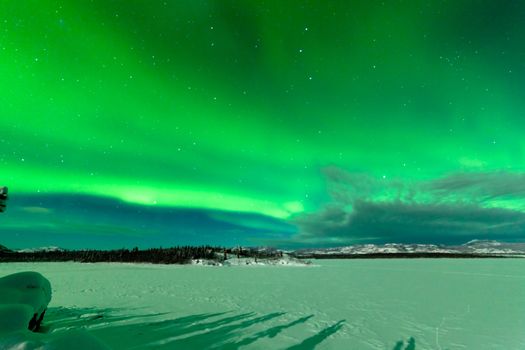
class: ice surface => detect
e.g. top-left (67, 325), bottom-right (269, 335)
top-left (1, 259), bottom-right (524, 349)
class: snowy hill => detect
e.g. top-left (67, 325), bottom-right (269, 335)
top-left (293, 240), bottom-right (525, 257)
top-left (0, 244), bottom-right (12, 253)
top-left (16, 246), bottom-right (65, 253)
top-left (460, 240), bottom-right (525, 255)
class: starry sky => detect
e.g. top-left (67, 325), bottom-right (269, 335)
top-left (2, 1), bottom-right (525, 249)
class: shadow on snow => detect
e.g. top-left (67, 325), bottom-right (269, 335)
top-left (393, 337), bottom-right (416, 350)
top-left (42, 307), bottom-right (345, 349)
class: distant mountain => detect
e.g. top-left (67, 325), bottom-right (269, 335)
top-left (16, 246), bottom-right (65, 253)
top-left (293, 240), bottom-right (525, 257)
top-left (0, 244), bottom-right (12, 253)
top-left (460, 240), bottom-right (525, 255)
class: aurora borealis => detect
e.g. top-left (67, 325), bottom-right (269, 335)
top-left (2, 1), bottom-right (525, 249)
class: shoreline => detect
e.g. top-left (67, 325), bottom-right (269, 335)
top-left (1, 253), bottom-right (523, 265)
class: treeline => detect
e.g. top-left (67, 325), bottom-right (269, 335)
top-left (0, 246), bottom-right (284, 264)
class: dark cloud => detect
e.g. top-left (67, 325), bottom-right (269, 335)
top-left (295, 200), bottom-right (525, 245)
top-left (0, 194), bottom-right (295, 250)
top-left (425, 172), bottom-right (525, 201)
top-left (292, 169), bottom-right (525, 246)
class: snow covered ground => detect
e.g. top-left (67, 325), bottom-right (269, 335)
top-left (0, 259), bottom-right (524, 349)
top-left (192, 255), bottom-right (310, 267)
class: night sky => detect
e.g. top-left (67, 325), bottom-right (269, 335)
top-left (2, 1), bottom-right (525, 249)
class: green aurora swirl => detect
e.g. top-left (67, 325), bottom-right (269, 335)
top-left (2, 1), bottom-right (525, 248)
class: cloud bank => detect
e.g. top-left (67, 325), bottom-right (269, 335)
top-left (0, 194), bottom-right (296, 250)
top-left (292, 168), bottom-right (525, 246)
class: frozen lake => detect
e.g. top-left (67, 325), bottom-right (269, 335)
top-left (1, 259), bottom-right (524, 349)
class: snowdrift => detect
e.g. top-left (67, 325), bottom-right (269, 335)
top-left (0, 271), bottom-right (51, 331)
top-left (0, 271), bottom-right (109, 350)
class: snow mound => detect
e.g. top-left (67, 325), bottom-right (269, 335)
top-left (0, 271), bottom-right (110, 350)
top-left (0, 304), bottom-right (35, 333)
top-left (0, 271), bottom-right (52, 330)
top-left (191, 259), bottom-right (224, 266)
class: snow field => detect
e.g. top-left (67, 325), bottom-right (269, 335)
top-left (0, 259), bottom-right (524, 349)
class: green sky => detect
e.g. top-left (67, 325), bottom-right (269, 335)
top-left (1, 1), bottom-right (525, 248)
